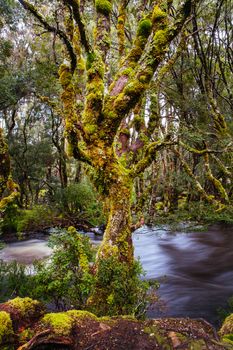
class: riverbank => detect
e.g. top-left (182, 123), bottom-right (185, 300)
top-left (0, 297), bottom-right (232, 349)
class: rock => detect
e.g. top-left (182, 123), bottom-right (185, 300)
top-left (0, 311), bottom-right (14, 346)
top-left (0, 297), bottom-right (45, 331)
top-left (0, 297), bottom-right (231, 349)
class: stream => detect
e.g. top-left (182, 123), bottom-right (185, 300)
top-left (0, 224), bottom-right (233, 325)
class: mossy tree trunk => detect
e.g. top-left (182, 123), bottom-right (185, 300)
top-left (18, 0), bottom-right (197, 310)
top-left (0, 128), bottom-right (19, 211)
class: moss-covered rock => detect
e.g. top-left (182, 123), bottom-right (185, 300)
top-left (5, 297), bottom-right (41, 317)
top-left (40, 310), bottom-right (98, 337)
top-left (0, 297), bottom-right (44, 331)
top-left (41, 312), bottom-right (74, 336)
top-left (0, 311), bottom-right (14, 345)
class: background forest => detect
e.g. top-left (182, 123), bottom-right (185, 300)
top-left (0, 2), bottom-right (233, 348)
top-left (0, 0), bottom-right (232, 236)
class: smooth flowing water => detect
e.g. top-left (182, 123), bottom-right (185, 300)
top-left (0, 239), bottom-right (52, 264)
top-left (0, 224), bottom-right (233, 325)
top-left (133, 224), bottom-right (233, 325)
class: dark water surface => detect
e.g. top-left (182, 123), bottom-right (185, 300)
top-left (1, 224), bottom-right (233, 325)
top-left (133, 224), bottom-right (233, 325)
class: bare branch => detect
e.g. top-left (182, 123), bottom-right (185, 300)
top-left (17, 0), bottom-right (77, 72)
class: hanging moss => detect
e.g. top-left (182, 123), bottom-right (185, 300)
top-left (95, 0), bottom-right (112, 15)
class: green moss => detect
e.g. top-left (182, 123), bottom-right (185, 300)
top-left (222, 333), bottom-right (233, 345)
top-left (120, 128), bottom-right (130, 136)
top-left (220, 314), bottom-right (233, 335)
top-left (0, 311), bottom-right (13, 344)
top-left (121, 68), bottom-right (134, 77)
top-left (189, 339), bottom-right (206, 349)
top-left (125, 80), bottom-right (144, 96)
top-left (7, 297), bottom-right (41, 317)
top-left (58, 64), bottom-right (72, 87)
top-left (41, 310), bottom-right (98, 336)
top-left (152, 5), bottom-right (167, 23)
top-left (67, 310), bottom-right (97, 320)
top-left (137, 19), bottom-right (152, 37)
top-left (41, 313), bottom-right (74, 336)
top-left (153, 29), bottom-right (169, 48)
top-left (144, 326), bottom-right (171, 348)
top-left (95, 0), bottom-right (112, 15)
top-left (86, 52), bottom-right (96, 70)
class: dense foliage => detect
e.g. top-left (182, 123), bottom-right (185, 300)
top-left (0, 227), bottom-right (156, 318)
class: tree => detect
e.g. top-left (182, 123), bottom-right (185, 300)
top-left (17, 0), bottom-right (197, 310)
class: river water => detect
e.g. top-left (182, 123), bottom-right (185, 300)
top-left (0, 224), bottom-right (233, 325)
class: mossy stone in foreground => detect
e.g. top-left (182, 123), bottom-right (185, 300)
top-left (0, 311), bottom-right (13, 344)
top-left (41, 313), bottom-right (74, 336)
top-left (6, 297), bottom-right (41, 317)
top-left (41, 310), bottom-right (98, 336)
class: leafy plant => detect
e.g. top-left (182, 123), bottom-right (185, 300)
top-left (90, 256), bottom-right (159, 319)
top-left (16, 205), bottom-right (55, 233)
top-left (53, 179), bottom-right (105, 226)
top-left (32, 226), bottom-right (95, 310)
top-left (218, 296), bottom-right (233, 322)
top-left (0, 260), bottom-right (34, 302)
top-left (0, 202), bottom-right (19, 234)
top-left (0, 227), bottom-right (157, 318)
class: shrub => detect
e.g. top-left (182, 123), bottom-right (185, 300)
top-left (0, 260), bottom-right (34, 302)
top-left (53, 179), bottom-right (105, 226)
top-left (16, 205), bottom-right (55, 232)
top-left (0, 202), bottom-right (19, 234)
top-left (32, 226), bottom-right (95, 310)
top-left (89, 256), bottom-right (159, 319)
top-left (0, 227), bottom-right (157, 318)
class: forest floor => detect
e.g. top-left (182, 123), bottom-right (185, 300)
top-left (1, 296), bottom-right (231, 350)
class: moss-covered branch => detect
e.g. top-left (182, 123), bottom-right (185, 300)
top-left (0, 129), bottom-right (19, 211)
top-left (17, 0), bottom-right (77, 72)
top-left (179, 141), bottom-right (233, 155)
top-left (174, 148), bottom-right (222, 207)
top-left (204, 153), bottom-right (229, 203)
top-left (211, 154), bottom-right (232, 178)
top-left (58, 64), bottom-right (92, 164)
top-left (102, 0), bottom-right (195, 144)
top-left (131, 138), bottom-right (174, 177)
top-left (95, 0), bottom-right (112, 62)
top-left (117, 0), bottom-right (128, 57)
top-left (63, 0), bottom-right (92, 54)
